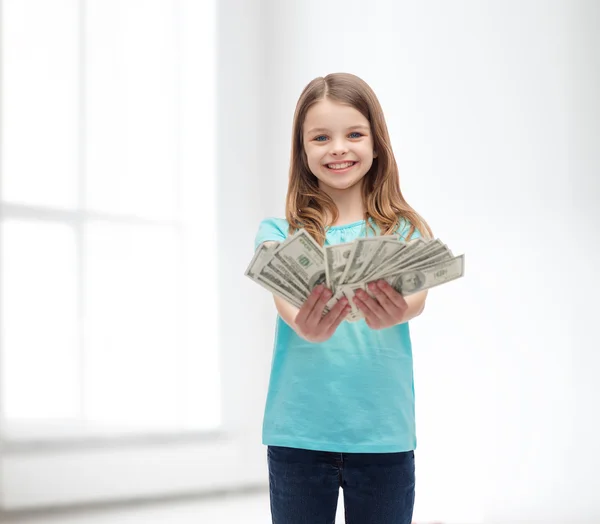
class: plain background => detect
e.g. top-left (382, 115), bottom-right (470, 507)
top-left (228, 0), bottom-right (600, 522)
top-left (1, 1), bottom-right (597, 523)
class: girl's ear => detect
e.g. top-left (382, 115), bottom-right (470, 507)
top-left (373, 150), bottom-right (378, 158)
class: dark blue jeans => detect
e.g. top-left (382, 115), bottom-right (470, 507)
top-left (267, 445), bottom-right (415, 524)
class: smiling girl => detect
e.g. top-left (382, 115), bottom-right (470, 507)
top-left (254, 72), bottom-right (433, 524)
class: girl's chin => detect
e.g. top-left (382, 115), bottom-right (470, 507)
top-left (318, 175), bottom-right (365, 191)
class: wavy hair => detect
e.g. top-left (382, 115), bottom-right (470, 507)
top-left (285, 72), bottom-right (433, 245)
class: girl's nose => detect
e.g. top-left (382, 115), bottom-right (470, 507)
top-left (330, 139), bottom-right (349, 156)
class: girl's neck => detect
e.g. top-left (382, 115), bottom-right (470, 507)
top-left (321, 181), bottom-right (366, 226)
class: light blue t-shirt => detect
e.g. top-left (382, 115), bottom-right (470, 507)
top-left (254, 216), bottom-right (422, 453)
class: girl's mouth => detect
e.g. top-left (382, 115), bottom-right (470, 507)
top-left (325, 161), bottom-right (357, 174)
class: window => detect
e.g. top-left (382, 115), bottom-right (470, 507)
top-left (1, 0), bottom-right (219, 443)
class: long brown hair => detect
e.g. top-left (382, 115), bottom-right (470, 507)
top-left (285, 72), bottom-right (433, 245)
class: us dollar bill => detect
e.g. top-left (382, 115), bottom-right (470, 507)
top-left (365, 238), bottom-right (424, 281)
top-left (363, 238), bottom-right (431, 281)
top-left (340, 254), bottom-right (465, 313)
top-left (244, 243), bottom-right (304, 308)
top-left (373, 239), bottom-right (451, 279)
top-left (324, 242), bottom-right (354, 294)
top-left (246, 226), bottom-right (465, 322)
top-left (263, 255), bottom-right (310, 300)
top-left (339, 236), bottom-right (395, 286)
top-left (384, 254), bottom-right (465, 296)
top-left (355, 236), bottom-right (405, 283)
top-left (272, 229), bottom-right (327, 292)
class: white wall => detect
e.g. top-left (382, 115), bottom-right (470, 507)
top-left (216, 0), bottom-right (275, 479)
top-left (254, 1), bottom-right (599, 523)
top-left (569, 0), bottom-right (600, 521)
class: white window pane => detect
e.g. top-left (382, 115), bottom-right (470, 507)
top-left (85, 0), bottom-right (179, 220)
top-left (1, 220), bottom-right (79, 420)
top-left (1, 0), bottom-right (79, 209)
top-left (84, 221), bottom-right (188, 430)
top-left (180, 233), bottom-right (220, 431)
top-left (178, 0), bottom-right (219, 430)
top-left (1, 0), bottom-right (220, 440)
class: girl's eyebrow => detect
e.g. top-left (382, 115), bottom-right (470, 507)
top-left (305, 124), bottom-right (370, 135)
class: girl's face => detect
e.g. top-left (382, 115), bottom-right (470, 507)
top-left (302, 98), bottom-right (377, 192)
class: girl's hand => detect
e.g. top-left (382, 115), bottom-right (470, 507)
top-left (353, 279), bottom-right (408, 330)
top-left (294, 284), bottom-right (351, 343)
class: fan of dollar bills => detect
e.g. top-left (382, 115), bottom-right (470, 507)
top-left (245, 228), bottom-right (465, 322)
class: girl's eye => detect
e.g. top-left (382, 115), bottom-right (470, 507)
top-left (313, 132), bottom-right (363, 142)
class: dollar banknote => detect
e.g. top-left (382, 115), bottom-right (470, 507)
top-left (245, 242), bottom-right (304, 308)
top-left (273, 230), bottom-right (327, 292)
top-left (245, 227), bottom-right (465, 323)
top-left (324, 242), bottom-right (354, 294)
top-left (341, 254), bottom-right (465, 315)
top-left (339, 236), bottom-right (397, 286)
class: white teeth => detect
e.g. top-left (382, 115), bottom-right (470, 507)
top-left (327, 161), bottom-right (355, 169)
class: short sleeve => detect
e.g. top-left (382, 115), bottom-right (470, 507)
top-left (254, 217), bottom-right (289, 250)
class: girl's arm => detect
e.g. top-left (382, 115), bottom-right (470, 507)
top-left (401, 290), bottom-right (428, 323)
top-left (273, 294), bottom-right (301, 331)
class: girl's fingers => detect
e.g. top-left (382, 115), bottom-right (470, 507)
top-left (306, 286), bottom-right (333, 327)
top-left (295, 286), bottom-right (350, 341)
top-left (371, 280), bottom-right (407, 310)
top-left (356, 290), bottom-right (388, 323)
top-left (320, 296), bottom-right (348, 331)
top-left (366, 282), bottom-right (401, 321)
top-left (325, 301), bottom-right (351, 337)
top-left (295, 284), bottom-right (326, 326)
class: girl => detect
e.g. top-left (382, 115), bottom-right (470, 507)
top-left (254, 72), bottom-right (433, 524)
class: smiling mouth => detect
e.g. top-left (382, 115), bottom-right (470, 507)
top-left (325, 161), bottom-right (357, 170)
